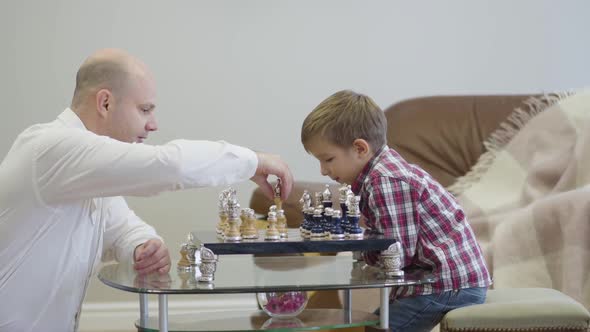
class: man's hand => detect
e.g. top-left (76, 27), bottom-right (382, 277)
top-left (251, 152), bottom-right (294, 201)
top-left (134, 238), bottom-right (171, 275)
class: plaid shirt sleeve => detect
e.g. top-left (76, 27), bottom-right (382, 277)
top-left (362, 176), bottom-right (419, 267)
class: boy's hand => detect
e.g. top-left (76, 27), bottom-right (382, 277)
top-left (251, 152), bottom-right (294, 201)
top-left (134, 239), bottom-right (171, 275)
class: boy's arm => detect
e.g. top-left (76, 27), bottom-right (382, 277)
top-left (363, 177), bottom-right (419, 267)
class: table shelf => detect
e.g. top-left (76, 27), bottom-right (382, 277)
top-left (135, 309), bottom-right (378, 332)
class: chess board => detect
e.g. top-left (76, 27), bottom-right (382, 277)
top-left (191, 229), bottom-right (396, 255)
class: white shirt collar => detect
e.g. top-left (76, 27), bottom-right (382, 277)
top-left (57, 108), bottom-right (88, 131)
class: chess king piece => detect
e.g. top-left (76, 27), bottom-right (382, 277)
top-left (342, 185), bottom-right (354, 235)
top-left (225, 189), bottom-right (242, 241)
top-left (347, 195), bottom-right (364, 239)
top-left (330, 210), bottom-right (345, 240)
top-left (216, 190), bottom-right (229, 236)
top-left (277, 209), bottom-right (288, 238)
top-left (322, 184), bottom-right (333, 208)
top-left (299, 190), bottom-right (312, 233)
top-left (339, 184), bottom-right (349, 221)
top-left (265, 211), bottom-right (281, 240)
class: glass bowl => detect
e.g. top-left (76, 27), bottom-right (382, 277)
top-left (256, 291), bottom-right (308, 318)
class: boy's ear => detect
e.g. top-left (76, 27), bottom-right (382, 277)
top-left (352, 139), bottom-right (371, 157)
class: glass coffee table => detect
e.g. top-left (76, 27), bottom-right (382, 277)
top-left (99, 255), bottom-right (436, 332)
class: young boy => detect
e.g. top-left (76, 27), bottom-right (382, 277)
top-left (301, 90), bottom-right (491, 332)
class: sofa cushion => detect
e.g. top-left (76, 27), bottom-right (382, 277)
top-left (384, 95), bottom-right (533, 187)
top-left (441, 288), bottom-right (590, 332)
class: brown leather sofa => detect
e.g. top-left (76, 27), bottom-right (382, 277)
top-left (249, 94), bottom-right (531, 310)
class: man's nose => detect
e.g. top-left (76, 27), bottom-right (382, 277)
top-left (146, 115), bottom-right (158, 132)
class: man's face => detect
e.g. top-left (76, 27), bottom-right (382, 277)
top-left (306, 137), bottom-right (366, 185)
top-left (107, 72), bottom-right (158, 143)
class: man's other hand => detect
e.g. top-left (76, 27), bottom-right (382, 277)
top-left (134, 238), bottom-right (171, 275)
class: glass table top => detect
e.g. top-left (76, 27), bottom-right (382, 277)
top-left (99, 255), bottom-right (436, 294)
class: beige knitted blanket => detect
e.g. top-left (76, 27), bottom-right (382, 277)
top-left (448, 90), bottom-right (590, 308)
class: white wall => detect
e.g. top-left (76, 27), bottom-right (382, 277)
top-left (1, 0), bottom-right (589, 329)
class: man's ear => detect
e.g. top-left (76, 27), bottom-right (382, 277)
top-left (352, 139), bottom-right (371, 157)
top-left (96, 89), bottom-right (112, 118)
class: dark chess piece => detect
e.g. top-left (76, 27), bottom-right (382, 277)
top-left (311, 208), bottom-right (325, 239)
top-left (339, 184), bottom-right (351, 234)
top-left (324, 207), bottom-right (334, 236)
top-left (299, 190), bottom-right (312, 236)
top-left (347, 195), bottom-right (363, 239)
top-left (330, 210), bottom-right (345, 240)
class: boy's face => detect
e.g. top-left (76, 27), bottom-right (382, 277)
top-left (306, 137), bottom-right (370, 185)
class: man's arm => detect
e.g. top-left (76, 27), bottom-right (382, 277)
top-left (34, 128), bottom-right (258, 204)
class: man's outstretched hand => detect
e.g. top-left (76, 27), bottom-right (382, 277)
top-left (134, 238), bottom-right (171, 275)
top-left (251, 152), bottom-right (294, 201)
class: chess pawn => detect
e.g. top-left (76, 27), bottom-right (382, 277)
top-left (216, 210), bottom-right (228, 236)
top-left (277, 209), bottom-right (288, 238)
top-left (330, 210), bottom-right (345, 240)
top-left (311, 208), bottom-right (325, 239)
top-left (177, 243), bottom-right (192, 271)
top-left (239, 209), bottom-right (248, 233)
top-left (265, 211), bottom-right (280, 240)
top-left (242, 208), bottom-right (259, 239)
top-left (322, 184), bottom-right (333, 208)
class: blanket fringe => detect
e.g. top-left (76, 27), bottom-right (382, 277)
top-left (447, 92), bottom-right (573, 196)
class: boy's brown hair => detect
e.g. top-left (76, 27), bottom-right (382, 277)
top-left (301, 90), bottom-right (387, 152)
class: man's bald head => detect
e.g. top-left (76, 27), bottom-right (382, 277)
top-left (71, 49), bottom-right (148, 109)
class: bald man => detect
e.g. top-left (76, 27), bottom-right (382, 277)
top-left (0, 49), bottom-right (293, 331)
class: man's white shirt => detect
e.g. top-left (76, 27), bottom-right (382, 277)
top-left (0, 108), bottom-right (257, 331)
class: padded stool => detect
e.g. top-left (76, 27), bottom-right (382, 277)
top-left (440, 288), bottom-right (590, 332)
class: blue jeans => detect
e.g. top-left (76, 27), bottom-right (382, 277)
top-left (375, 287), bottom-right (487, 332)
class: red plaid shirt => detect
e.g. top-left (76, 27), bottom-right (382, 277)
top-left (352, 146), bottom-right (491, 298)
